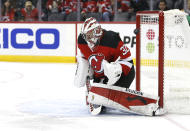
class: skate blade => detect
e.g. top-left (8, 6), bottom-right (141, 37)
top-left (89, 104), bottom-right (103, 115)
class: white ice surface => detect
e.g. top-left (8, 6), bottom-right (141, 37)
top-left (0, 62), bottom-right (189, 131)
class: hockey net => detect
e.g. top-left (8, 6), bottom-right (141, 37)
top-left (136, 9), bottom-right (190, 114)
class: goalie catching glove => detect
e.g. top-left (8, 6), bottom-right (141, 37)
top-left (102, 59), bottom-right (122, 85)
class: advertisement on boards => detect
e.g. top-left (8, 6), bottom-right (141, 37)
top-left (0, 23), bottom-right (76, 62)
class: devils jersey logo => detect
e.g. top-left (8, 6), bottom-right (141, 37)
top-left (88, 54), bottom-right (105, 73)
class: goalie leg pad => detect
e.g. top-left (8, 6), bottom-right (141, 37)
top-left (88, 83), bottom-right (163, 116)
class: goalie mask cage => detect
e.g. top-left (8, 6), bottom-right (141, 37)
top-left (136, 10), bottom-right (190, 114)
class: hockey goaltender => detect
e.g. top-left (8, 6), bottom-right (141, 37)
top-left (74, 17), bottom-right (166, 116)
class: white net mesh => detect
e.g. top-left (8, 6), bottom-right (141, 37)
top-left (138, 10), bottom-right (190, 114)
top-left (139, 13), bottom-right (159, 97)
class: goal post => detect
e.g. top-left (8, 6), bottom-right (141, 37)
top-left (136, 11), bottom-right (164, 108)
top-left (135, 9), bottom-right (190, 113)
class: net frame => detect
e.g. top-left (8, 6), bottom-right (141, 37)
top-left (136, 11), bottom-right (164, 108)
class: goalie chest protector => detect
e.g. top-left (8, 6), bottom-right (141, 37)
top-left (78, 30), bottom-right (131, 78)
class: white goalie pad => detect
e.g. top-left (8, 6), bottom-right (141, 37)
top-left (74, 50), bottom-right (93, 88)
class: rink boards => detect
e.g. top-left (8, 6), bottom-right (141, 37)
top-left (0, 22), bottom-right (189, 69)
top-left (0, 22), bottom-right (135, 63)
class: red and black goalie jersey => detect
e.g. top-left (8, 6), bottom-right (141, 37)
top-left (77, 29), bottom-right (134, 80)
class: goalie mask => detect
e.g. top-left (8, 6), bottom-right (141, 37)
top-left (81, 17), bottom-right (103, 51)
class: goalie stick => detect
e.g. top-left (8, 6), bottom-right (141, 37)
top-left (85, 57), bottom-right (121, 115)
top-left (86, 76), bottom-right (104, 115)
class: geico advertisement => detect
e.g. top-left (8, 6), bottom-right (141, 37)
top-left (0, 23), bottom-right (76, 56)
top-left (77, 23), bottom-right (136, 57)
